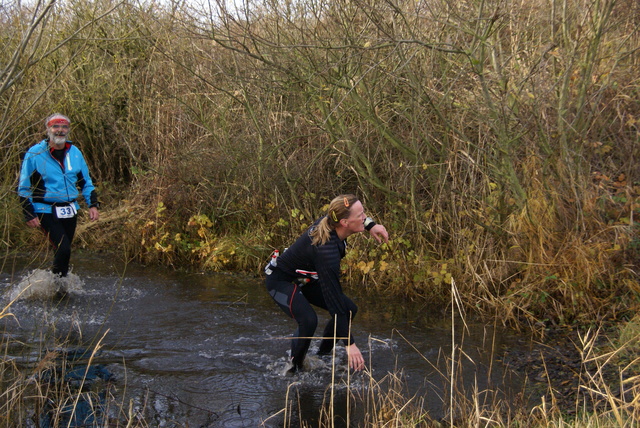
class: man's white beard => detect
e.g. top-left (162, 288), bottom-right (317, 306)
top-left (48, 132), bottom-right (67, 147)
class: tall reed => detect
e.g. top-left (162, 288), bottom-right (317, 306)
top-left (0, 297), bottom-right (151, 426)
top-left (273, 279), bottom-right (640, 427)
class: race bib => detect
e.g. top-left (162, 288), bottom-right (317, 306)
top-left (54, 205), bottom-right (77, 219)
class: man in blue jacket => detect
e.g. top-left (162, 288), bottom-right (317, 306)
top-left (18, 113), bottom-right (100, 278)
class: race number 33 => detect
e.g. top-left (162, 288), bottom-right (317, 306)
top-left (55, 205), bottom-right (77, 219)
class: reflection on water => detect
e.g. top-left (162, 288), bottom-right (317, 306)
top-left (0, 252), bottom-right (525, 427)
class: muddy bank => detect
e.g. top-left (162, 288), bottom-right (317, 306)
top-left (500, 326), bottom-right (636, 414)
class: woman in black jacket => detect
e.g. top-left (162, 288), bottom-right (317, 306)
top-left (265, 194), bottom-right (388, 374)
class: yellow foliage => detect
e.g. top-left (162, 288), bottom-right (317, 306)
top-left (154, 242), bottom-right (173, 253)
top-left (358, 260), bottom-right (375, 274)
top-left (188, 214), bottom-right (213, 228)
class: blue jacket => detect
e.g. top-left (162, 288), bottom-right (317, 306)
top-left (18, 139), bottom-right (99, 220)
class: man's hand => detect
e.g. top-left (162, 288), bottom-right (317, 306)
top-left (89, 207), bottom-right (100, 221)
top-left (26, 217), bottom-right (40, 228)
top-left (369, 224), bottom-right (389, 244)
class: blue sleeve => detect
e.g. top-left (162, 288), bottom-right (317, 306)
top-left (18, 150), bottom-right (35, 199)
top-left (75, 148), bottom-right (99, 207)
top-left (17, 150), bottom-right (37, 220)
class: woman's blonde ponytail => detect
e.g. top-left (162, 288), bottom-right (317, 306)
top-left (310, 194), bottom-right (358, 246)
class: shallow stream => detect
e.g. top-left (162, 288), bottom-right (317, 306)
top-left (1, 252), bottom-right (527, 427)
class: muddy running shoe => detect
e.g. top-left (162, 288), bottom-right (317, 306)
top-left (285, 365), bottom-right (299, 377)
top-left (53, 275), bottom-right (68, 299)
top-left (284, 364), bottom-right (303, 377)
top-left (284, 358), bottom-right (304, 377)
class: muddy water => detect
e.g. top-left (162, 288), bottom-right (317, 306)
top-left (1, 252), bottom-right (525, 427)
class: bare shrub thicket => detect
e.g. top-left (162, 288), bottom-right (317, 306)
top-left (1, 0), bottom-right (639, 326)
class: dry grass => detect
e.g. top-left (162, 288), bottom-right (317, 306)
top-left (273, 284), bottom-right (640, 427)
top-left (0, 296), bottom-right (149, 427)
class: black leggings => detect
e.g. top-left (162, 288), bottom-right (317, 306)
top-left (266, 277), bottom-right (358, 369)
top-left (39, 213), bottom-right (77, 277)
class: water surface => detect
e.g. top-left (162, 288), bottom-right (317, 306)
top-left (1, 252), bottom-right (524, 427)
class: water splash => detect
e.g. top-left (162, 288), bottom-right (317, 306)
top-left (9, 269), bottom-right (85, 301)
top-left (265, 353), bottom-right (349, 379)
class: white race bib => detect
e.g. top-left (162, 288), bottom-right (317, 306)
top-left (55, 205), bottom-right (77, 219)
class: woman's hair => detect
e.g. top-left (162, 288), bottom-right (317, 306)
top-left (310, 194), bottom-right (359, 246)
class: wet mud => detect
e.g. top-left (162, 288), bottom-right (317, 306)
top-left (500, 326), bottom-right (636, 414)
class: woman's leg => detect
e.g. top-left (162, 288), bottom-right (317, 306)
top-left (266, 279), bottom-right (318, 371)
top-left (301, 285), bottom-right (358, 355)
